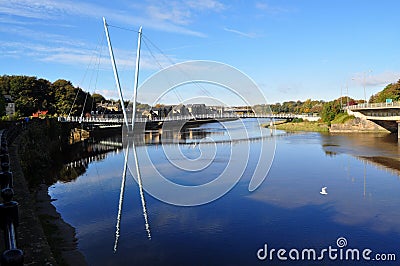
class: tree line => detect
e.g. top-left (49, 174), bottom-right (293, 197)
top-left (0, 75), bottom-right (108, 117)
top-left (369, 79), bottom-right (400, 103)
top-left (0, 75), bottom-right (399, 123)
top-left (254, 97), bottom-right (359, 123)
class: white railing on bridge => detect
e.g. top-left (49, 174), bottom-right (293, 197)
top-left (347, 101), bottom-right (400, 110)
top-left (58, 112), bottom-right (314, 124)
top-left (59, 113), bottom-right (236, 123)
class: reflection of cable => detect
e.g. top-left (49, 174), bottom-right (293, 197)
top-left (113, 145), bottom-right (129, 252)
top-left (132, 141), bottom-right (152, 240)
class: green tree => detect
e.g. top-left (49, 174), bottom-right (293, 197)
top-left (369, 79), bottom-right (400, 103)
top-left (321, 100), bottom-right (342, 123)
top-left (8, 75), bottom-right (40, 116)
top-left (52, 79), bottom-right (84, 115)
top-left (301, 99), bottom-right (313, 113)
top-left (0, 96), bottom-right (5, 117)
top-left (92, 93), bottom-right (106, 104)
top-left (0, 75), bottom-right (11, 95)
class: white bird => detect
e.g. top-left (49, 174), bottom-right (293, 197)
top-left (320, 187), bottom-right (328, 195)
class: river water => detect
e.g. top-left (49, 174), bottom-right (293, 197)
top-left (49, 119), bottom-right (400, 265)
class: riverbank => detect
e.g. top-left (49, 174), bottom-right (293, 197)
top-left (7, 121), bottom-right (87, 265)
top-left (329, 117), bottom-right (389, 133)
top-left (263, 116), bottom-right (390, 134)
top-left (8, 134), bottom-right (57, 265)
top-left (270, 120), bottom-right (329, 132)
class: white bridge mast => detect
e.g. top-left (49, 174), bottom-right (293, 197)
top-left (132, 27), bottom-right (142, 130)
top-left (103, 17), bottom-right (129, 129)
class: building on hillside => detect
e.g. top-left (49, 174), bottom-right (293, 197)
top-left (4, 95), bottom-right (15, 116)
top-left (149, 106), bottom-right (172, 119)
top-left (187, 104), bottom-right (207, 116)
top-left (96, 101), bottom-right (120, 112)
top-left (171, 104), bottom-right (190, 116)
top-left (207, 105), bottom-right (225, 115)
top-left (32, 110), bottom-right (48, 118)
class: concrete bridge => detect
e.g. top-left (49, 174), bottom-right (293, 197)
top-left (347, 102), bottom-right (400, 138)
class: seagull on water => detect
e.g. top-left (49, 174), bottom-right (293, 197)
top-left (320, 187), bottom-right (328, 195)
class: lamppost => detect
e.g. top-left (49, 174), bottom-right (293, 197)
top-left (362, 70), bottom-right (372, 103)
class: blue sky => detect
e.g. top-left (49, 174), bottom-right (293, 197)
top-left (1, 0), bottom-right (400, 104)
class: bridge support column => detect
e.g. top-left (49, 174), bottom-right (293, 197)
top-left (398, 121), bottom-right (400, 139)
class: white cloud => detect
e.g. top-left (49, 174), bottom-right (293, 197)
top-left (351, 71), bottom-right (400, 87)
top-left (186, 0), bottom-right (225, 11)
top-left (255, 1), bottom-right (292, 14)
top-left (0, 25), bottom-right (86, 48)
top-left (223, 27), bottom-right (258, 38)
top-left (0, 0), bottom-right (212, 37)
top-left (0, 38), bottom-right (171, 73)
top-left (146, 3), bottom-right (192, 26)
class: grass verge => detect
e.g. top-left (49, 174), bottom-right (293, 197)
top-left (331, 113), bottom-right (355, 124)
top-left (272, 121), bottom-right (329, 132)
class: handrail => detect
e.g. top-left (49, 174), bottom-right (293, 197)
top-left (347, 101), bottom-right (400, 110)
top-left (0, 129), bottom-right (24, 266)
top-left (58, 112), bottom-right (314, 124)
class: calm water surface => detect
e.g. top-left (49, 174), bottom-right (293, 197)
top-left (49, 119), bottom-right (400, 265)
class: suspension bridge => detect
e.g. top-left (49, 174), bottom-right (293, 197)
top-left (58, 18), bottom-right (321, 131)
top-left (58, 112), bottom-right (316, 129)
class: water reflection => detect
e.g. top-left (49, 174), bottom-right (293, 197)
top-left (132, 140), bottom-right (152, 240)
top-left (58, 136), bottom-right (123, 183)
top-left (249, 132), bottom-right (400, 235)
top-left (49, 122), bottom-right (400, 265)
top-left (114, 137), bottom-right (154, 252)
top-left (113, 145), bottom-right (128, 252)
top-left (322, 133), bottom-right (400, 175)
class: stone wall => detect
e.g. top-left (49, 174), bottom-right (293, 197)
top-left (330, 117), bottom-right (389, 133)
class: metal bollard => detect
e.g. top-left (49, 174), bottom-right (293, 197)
top-left (1, 141), bottom-right (7, 150)
top-left (1, 249), bottom-right (24, 266)
top-left (0, 171), bottom-right (13, 189)
top-left (1, 153), bottom-right (9, 165)
top-left (0, 188), bottom-right (24, 266)
top-left (1, 162), bottom-right (10, 172)
top-left (0, 146), bottom-right (8, 155)
top-left (0, 189), bottom-right (19, 229)
top-left (1, 188), bottom-right (14, 203)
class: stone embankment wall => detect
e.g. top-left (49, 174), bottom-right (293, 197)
top-left (330, 117), bottom-right (389, 133)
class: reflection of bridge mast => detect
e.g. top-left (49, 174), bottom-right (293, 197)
top-left (114, 145), bottom-right (129, 252)
top-left (113, 141), bottom-right (152, 252)
top-left (132, 140), bottom-right (151, 240)
top-left (364, 161), bottom-right (366, 198)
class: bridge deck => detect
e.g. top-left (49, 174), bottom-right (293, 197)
top-left (58, 113), bottom-right (316, 124)
top-left (347, 102), bottom-right (400, 110)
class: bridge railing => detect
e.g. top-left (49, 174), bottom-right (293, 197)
top-left (0, 130), bottom-right (24, 266)
top-left (59, 113), bottom-right (238, 123)
top-left (58, 112), bottom-right (309, 124)
top-left (347, 101), bottom-right (400, 110)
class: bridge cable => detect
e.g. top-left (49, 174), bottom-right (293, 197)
top-left (68, 32), bottom-right (106, 118)
top-left (108, 24), bottom-right (139, 33)
top-left (80, 91), bottom-right (89, 120)
top-left (91, 33), bottom-right (106, 114)
top-left (142, 34), bottom-right (217, 104)
top-left (141, 37), bottom-right (184, 103)
top-left (103, 23), bottom-right (219, 111)
top-left (68, 89), bottom-right (80, 119)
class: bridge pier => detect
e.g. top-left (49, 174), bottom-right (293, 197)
top-left (398, 121), bottom-right (400, 139)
